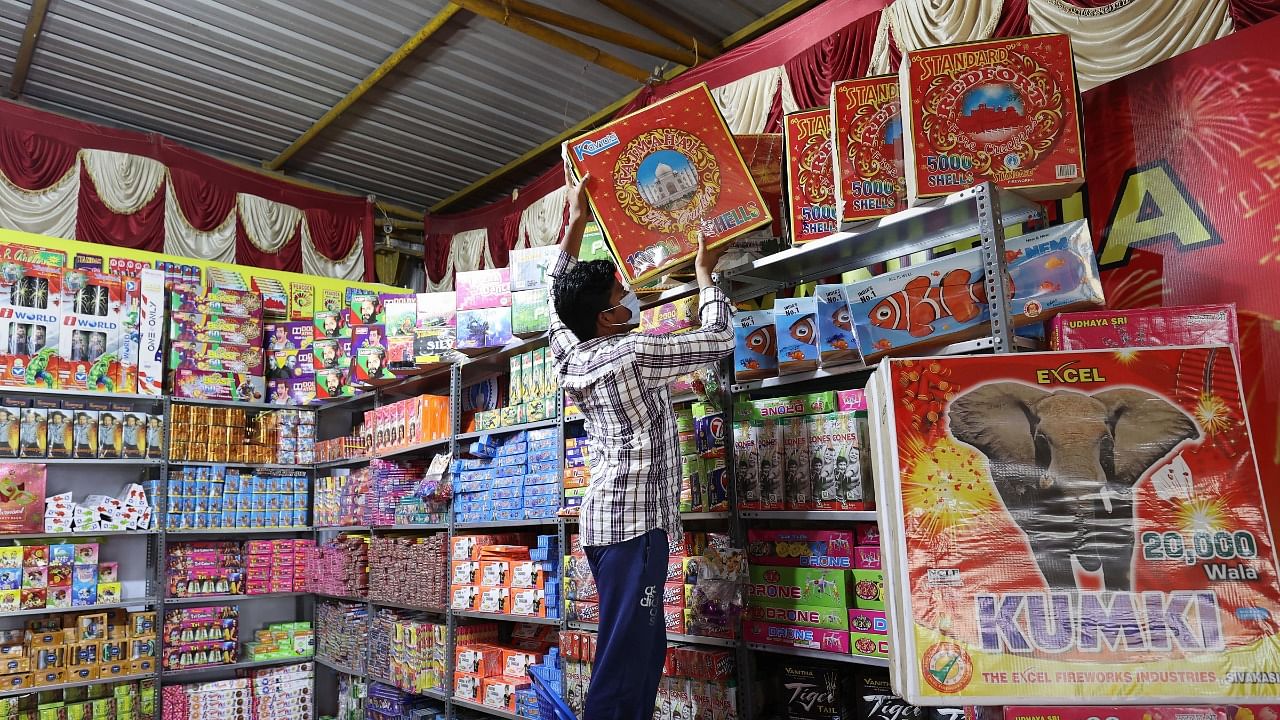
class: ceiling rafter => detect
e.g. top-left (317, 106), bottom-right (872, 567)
top-left (496, 0), bottom-right (698, 67)
top-left (594, 0), bottom-right (717, 58)
top-left (8, 0), bottom-right (51, 99)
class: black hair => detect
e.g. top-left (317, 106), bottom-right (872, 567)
top-left (553, 259), bottom-right (617, 342)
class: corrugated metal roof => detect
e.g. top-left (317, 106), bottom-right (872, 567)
top-left (1, 0), bottom-right (794, 213)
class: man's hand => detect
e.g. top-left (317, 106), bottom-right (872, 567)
top-left (561, 165), bottom-right (591, 259)
top-left (694, 234), bottom-right (730, 289)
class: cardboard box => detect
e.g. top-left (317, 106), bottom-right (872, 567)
top-left (831, 75), bottom-right (906, 223)
top-left (815, 284), bottom-right (858, 367)
top-left (509, 246), bottom-right (558, 291)
top-left (511, 289), bottom-right (549, 336)
top-left (58, 269), bottom-right (126, 392)
top-left (746, 529), bottom-right (855, 569)
top-left (747, 566), bottom-right (847, 609)
top-left (745, 603), bottom-right (849, 631)
top-left (783, 107), bottom-right (837, 244)
top-left (743, 621), bottom-right (850, 653)
top-left (456, 269), bottom-right (512, 311)
top-left (563, 83), bottom-right (772, 285)
top-left (0, 260), bottom-right (62, 389)
top-left (456, 308), bottom-right (512, 350)
top-left (774, 296), bottom-right (818, 374)
top-left (900, 33), bottom-right (1083, 203)
top-left (1049, 304), bottom-right (1239, 351)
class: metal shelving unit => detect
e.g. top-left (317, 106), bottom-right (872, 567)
top-left (0, 529), bottom-right (158, 540)
top-left (160, 656), bottom-right (315, 678)
top-left (451, 697), bottom-right (518, 719)
top-left (314, 654), bottom-right (364, 677)
top-left (370, 598), bottom-right (447, 614)
top-left (163, 592), bottom-right (309, 606)
top-left (745, 643), bottom-right (889, 667)
top-left (452, 610), bottom-right (559, 626)
top-left (4, 597), bottom-right (156, 617)
top-left (165, 527), bottom-right (313, 536)
top-left (737, 509), bottom-right (877, 521)
top-left (0, 671), bottom-right (159, 700)
top-left (455, 416), bottom-right (558, 442)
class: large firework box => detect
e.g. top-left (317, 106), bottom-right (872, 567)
top-left (171, 313), bottom-right (264, 346)
top-left (748, 565), bottom-right (848, 609)
top-left (781, 416), bottom-right (811, 509)
top-left (167, 342), bottom-right (264, 375)
top-left (0, 260), bottom-right (62, 389)
top-left (380, 294), bottom-right (418, 339)
top-left (0, 462), bottom-right (45, 533)
top-left (815, 284), bottom-right (859, 367)
top-left (562, 83), bottom-right (772, 286)
top-left (745, 603), bottom-right (849, 631)
top-left (736, 392), bottom-right (837, 421)
top-left (973, 709), bottom-right (1229, 720)
top-left (509, 246), bottom-right (558, 292)
top-left (866, 346), bottom-right (1280, 705)
top-left (456, 269), bottom-right (512, 311)
top-left (732, 420), bottom-right (760, 510)
top-left (456, 308), bottom-right (513, 351)
top-left (756, 418), bottom-right (785, 510)
top-left (747, 529), bottom-right (855, 569)
top-left (169, 285), bottom-right (263, 317)
top-left (345, 288), bottom-right (380, 327)
top-left (900, 33), bottom-right (1084, 204)
top-left (846, 219), bottom-right (1103, 361)
top-left (57, 269), bottom-right (125, 393)
top-left (743, 620), bottom-right (850, 654)
top-left (775, 296), bottom-right (820, 374)
top-left (264, 321), bottom-right (313, 352)
top-left (170, 370), bottom-right (265, 403)
top-left (806, 411), bottom-right (870, 510)
top-left (831, 75), bottom-right (907, 223)
top-left (511, 288), bottom-right (549, 337)
top-left (118, 274), bottom-right (142, 395)
top-left (416, 291), bottom-right (456, 328)
top-left (639, 295), bottom-right (700, 336)
top-left (784, 107), bottom-right (837, 244)
top-left (776, 662), bottom-right (854, 720)
top-left (733, 310), bottom-right (778, 381)
top-left (1050, 304), bottom-right (1239, 351)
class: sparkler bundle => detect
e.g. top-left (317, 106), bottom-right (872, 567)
top-left (315, 600), bottom-right (368, 674)
top-left (369, 532), bottom-right (449, 610)
top-left (367, 460), bottom-right (430, 527)
top-left (310, 534), bottom-right (369, 599)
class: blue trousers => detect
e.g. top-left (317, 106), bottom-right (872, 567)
top-left (584, 528), bottom-right (669, 720)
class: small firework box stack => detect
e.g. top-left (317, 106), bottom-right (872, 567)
top-left (563, 83), bottom-right (772, 286)
top-left (168, 286), bottom-right (266, 402)
top-left (379, 292), bottom-right (418, 371)
top-left (865, 347), bottom-right (1280, 705)
top-left (0, 608), bottom-right (158, 690)
top-left (784, 108), bottom-right (837, 244)
top-left (455, 268), bottom-right (512, 352)
top-left (264, 321), bottom-right (316, 406)
top-left (312, 288), bottom-right (352, 401)
top-left (900, 33), bottom-right (1084, 204)
top-left (831, 75), bottom-right (906, 223)
top-left (509, 246), bottom-right (557, 337)
top-left (846, 220), bottom-right (1103, 361)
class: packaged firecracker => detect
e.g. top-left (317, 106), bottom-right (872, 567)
top-left (781, 417), bottom-right (811, 509)
top-left (831, 75), bottom-right (906, 223)
top-left (900, 33), bottom-right (1084, 203)
top-left (777, 662), bottom-right (854, 719)
top-left (866, 346), bottom-right (1280, 704)
top-left (746, 529), bottom-right (855, 569)
top-left (563, 83), bottom-right (772, 286)
top-left (815, 284), bottom-right (858, 367)
top-left (774, 296), bottom-right (819, 374)
top-left (732, 421), bottom-right (760, 510)
top-left (0, 463), bottom-right (45, 533)
top-left (783, 107), bottom-right (837, 244)
top-left (755, 419), bottom-right (785, 510)
top-left (733, 309), bottom-right (778, 381)
top-left (1049, 304), bottom-right (1239, 351)
top-left (806, 412), bottom-right (868, 510)
top-left (0, 260), bottom-right (62, 389)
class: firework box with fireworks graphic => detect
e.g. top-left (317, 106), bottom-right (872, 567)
top-left (900, 33), bottom-right (1084, 204)
top-left (0, 260), bottom-right (63, 390)
top-left (774, 296), bottom-right (820, 374)
top-left (562, 83), bottom-right (772, 286)
top-left (733, 310), bottom-right (777, 381)
top-left (832, 75), bottom-right (907, 223)
top-left (846, 219), bottom-right (1103, 361)
top-left (865, 346), bottom-right (1280, 704)
top-left (0, 463), bottom-right (44, 533)
top-left (1049, 304), bottom-right (1239, 351)
top-left (784, 107), bottom-right (837, 244)
top-left (57, 269), bottom-right (126, 393)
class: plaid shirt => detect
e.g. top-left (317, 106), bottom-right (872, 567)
top-left (548, 251), bottom-right (734, 547)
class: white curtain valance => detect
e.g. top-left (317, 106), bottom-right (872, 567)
top-left (162, 175), bottom-right (236, 264)
top-left (80, 149), bottom-right (165, 215)
top-left (711, 66), bottom-right (784, 133)
top-left (517, 186), bottom-right (568, 250)
top-left (237, 193), bottom-right (303, 253)
top-left (303, 224), bottom-right (365, 281)
top-left (0, 162), bottom-right (79, 239)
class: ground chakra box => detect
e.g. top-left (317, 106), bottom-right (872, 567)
top-left (831, 75), bottom-right (906, 223)
top-left (866, 346), bottom-right (1280, 705)
top-left (563, 83), bottom-right (772, 286)
top-left (900, 33), bottom-right (1084, 203)
top-left (783, 107), bottom-right (837, 244)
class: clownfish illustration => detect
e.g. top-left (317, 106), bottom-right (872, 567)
top-left (743, 324), bottom-right (776, 356)
top-left (787, 350), bottom-right (807, 361)
top-left (788, 315), bottom-right (817, 345)
top-left (831, 305), bottom-right (852, 332)
top-left (869, 270), bottom-right (990, 338)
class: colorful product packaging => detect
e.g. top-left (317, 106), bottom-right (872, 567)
top-left (815, 283), bottom-right (858, 367)
top-left (1049, 304), bottom-right (1239, 351)
top-left (732, 310), bottom-right (778, 381)
top-left (747, 565), bottom-right (847, 609)
top-left (509, 246), bottom-right (558, 291)
top-left (746, 529), bottom-right (855, 569)
top-left (0, 260), bottom-right (62, 389)
top-left (743, 620), bottom-right (850, 654)
top-left (456, 269), bottom-right (513, 311)
top-left (783, 107), bottom-right (837, 244)
top-left (774, 296), bottom-right (819, 374)
top-left (456, 308), bottom-right (513, 351)
top-left (0, 463), bottom-right (45, 532)
top-left (831, 74), bottom-right (906, 223)
top-left (138, 268), bottom-right (165, 396)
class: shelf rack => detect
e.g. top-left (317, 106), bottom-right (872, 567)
top-left (160, 656), bottom-right (315, 678)
top-left (0, 671), bottom-right (159, 699)
top-left (5, 597), bottom-right (156, 617)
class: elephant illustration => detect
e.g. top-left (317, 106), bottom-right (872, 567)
top-left (948, 382), bottom-right (1199, 592)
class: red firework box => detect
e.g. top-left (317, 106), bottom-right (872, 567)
top-left (783, 107), bottom-right (837, 244)
top-left (831, 75), bottom-right (907, 223)
top-left (866, 346), bottom-right (1280, 704)
top-left (976, 710), bottom-right (1229, 720)
top-left (1050, 304), bottom-right (1239, 351)
top-left (57, 269), bottom-right (125, 393)
top-left (900, 33), bottom-right (1084, 203)
top-left (0, 259), bottom-right (62, 389)
top-left (562, 83), bottom-right (772, 286)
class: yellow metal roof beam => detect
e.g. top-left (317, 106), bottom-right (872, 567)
top-left (499, 0), bottom-right (698, 67)
top-left (594, 0), bottom-right (716, 58)
top-left (264, 3), bottom-right (463, 172)
top-left (452, 0), bottom-right (652, 83)
top-left (8, 0), bottom-right (50, 99)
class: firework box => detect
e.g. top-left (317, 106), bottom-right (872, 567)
top-left (172, 313), bottom-right (263, 346)
top-left (380, 294), bottom-right (418, 339)
top-left (746, 529), bottom-right (855, 569)
top-left (0, 463), bottom-right (44, 532)
top-left (852, 632), bottom-right (890, 659)
top-left (170, 370), bottom-right (265, 403)
top-left (1049, 304), bottom-right (1239, 351)
top-left (815, 284), bottom-right (858, 367)
top-left (313, 309), bottom-right (347, 340)
top-left (168, 343), bottom-right (264, 375)
top-left (58, 270), bottom-right (126, 393)
top-left (288, 281), bottom-right (312, 321)
top-left (866, 346), bottom-right (1280, 704)
top-left (562, 83), bottom-right (772, 286)
top-left (849, 608), bottom-right (888, 635)
top-left (831, 75), bottom-right (906, 223)
top-left (743, 620), bottom-right (850, 654)
top-left (639, 296), bottom-right (699, 335)
top-left (981, 709), bottom-right (1226, 720)
top-left (264, 321), bottom-right (313, 353)
top-left (0, 260), bottom-right (62, 389)
top-left (851, 568), bottom-right (883, 610)
top-left (757, 418), bottom-right (785, 510)
top-left (509, 246), bottom-right (558, 291)
top-left (745, 603), bottom-right (849, 631)
top-left (846, 219), bottom-right (1103, 360)
top-left (346, 288), bottom-right (380, 327)
top-left (748, 565), bottom-right (848, 609)
top-left (457, 308), bottom-right (513, 351)
top-left (456, 269), bottom-right (512, 311)
top-left (511, 289), bottom-right (549, 337)
top-left (808, 412), bottom-right (869, 510)
top-left (138, 268), bottom-right (164, 397)
top-left (775, 296), bottom-right (819, 374)
top-left (738, 392), bottom-right (837, 421)
top-left (900, 33), bottom-right (1084, 204)
top-left (733, 310), bottom-right (777, 381)
top-left (169, 285), bottom-right (262, 317)
top-left (782, 417), bottom-right (811, 509)
top-left (416, 291), bottom-right (456, 328)
top-left (777, 662), bottom-right (854, 719)
top-left (784, 107), bottom-right (838, 244)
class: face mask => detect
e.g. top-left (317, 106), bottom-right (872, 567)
top-left (604, 291), bottom-right (640, 326)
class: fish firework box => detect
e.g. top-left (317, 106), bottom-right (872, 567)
top-left (733, 310), bottom-right (778, 381)
top-left (775, 296), bottom-right (820, 374)
top-left (562, 83), bottom-right (772, 286)
top-left (867, 346), bottom-right (1280, 704)
top-left (784, 108), bottom-right (837, 244)
top-left (847, 219), bottom-right (1102, 360)
top-left (900, 33), bottom-right (1084, 203)
top-left (832, 75), bottom-right (906, 223)
top-left (1050, 304), bottom-right (1239, 352)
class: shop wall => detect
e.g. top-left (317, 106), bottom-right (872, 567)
top-left (1057, 16), bottom-right (1280, 541)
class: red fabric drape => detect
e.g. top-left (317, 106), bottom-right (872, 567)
top-left (75, 165), bottom-right (165, 252)
top-left (303, 208), bottom-right (362, 263)
top-left (996, 0), bottom-right (1031, 36)
top-left (235, 218), bottom-right (302, 274)
top-left (1229, 0), bottom-right (1280, 27)
top-left (424, 232), bottom-right (452, 287)
top-left (168, 166), bottom-right (235, 232)
top-left (492, 213), bottom-right (520, 271)
top-left (785, 11), bottom-right (882, 109)
top-left (0, 127), bottom-right (78, 190)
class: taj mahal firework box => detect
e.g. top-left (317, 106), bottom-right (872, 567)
top-left (783, 107), bottom-right (836, 244)
top-left (563, 83), bottom-right (773, 286)
top-left (831, 75), bottom-right (906, 223)
top-left (866, 346), bottom-right (1280, 705)
top-left (900, 33), bottom-right (1084, 204)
